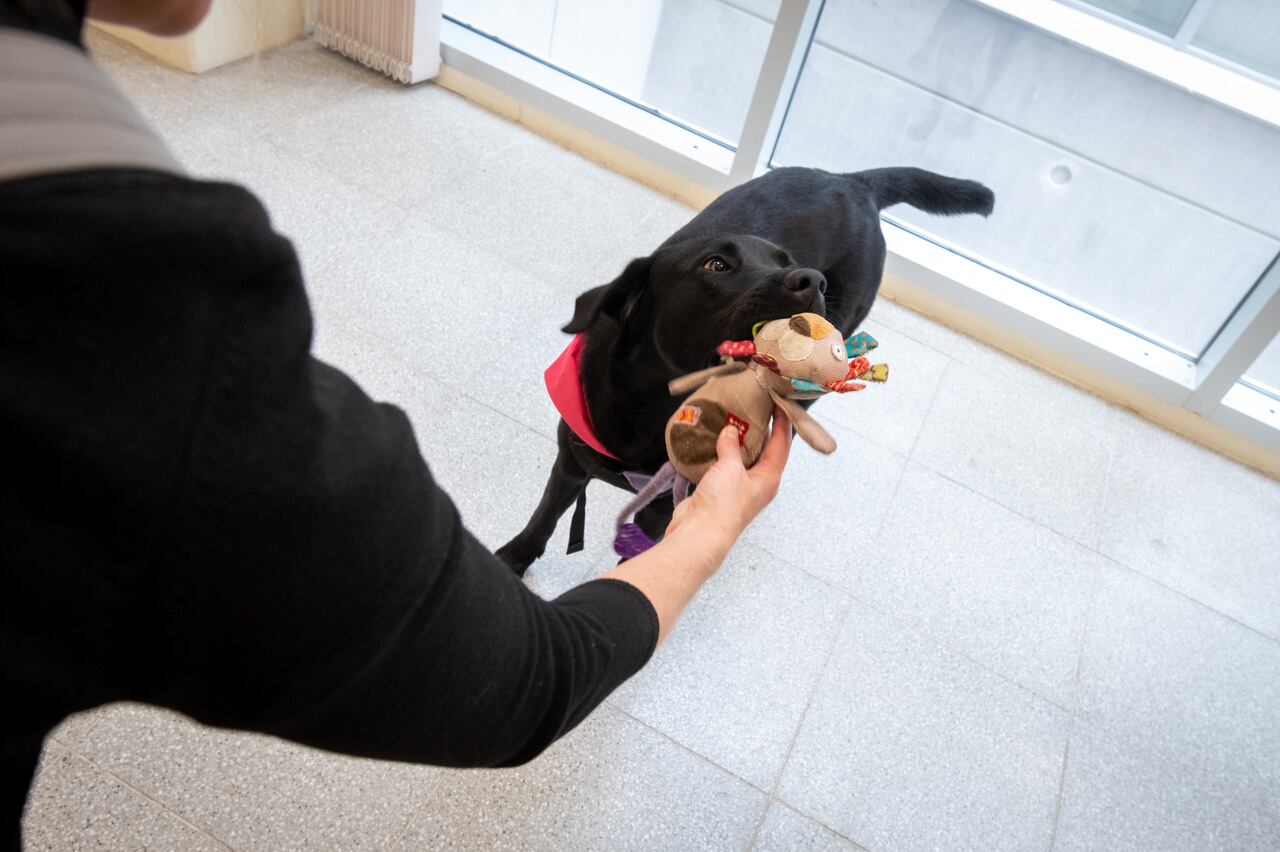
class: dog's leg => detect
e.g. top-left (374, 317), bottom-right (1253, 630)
top-left (497, 438), bottom-right (589, 577)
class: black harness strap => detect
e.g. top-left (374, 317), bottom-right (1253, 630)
top-left (565, 490), bottom-right (588, 555)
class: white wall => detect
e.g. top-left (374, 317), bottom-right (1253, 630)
top-left (92, 0), bottom-right (306, 73)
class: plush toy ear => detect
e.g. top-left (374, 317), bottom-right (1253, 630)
top-left (562, 256), bottom-right (654, 334)
top-left (845, 331), bottom-right (879, 359)
top-left (668, 361), bottom-right (747, 396)
top-left (767, 389), bottom-right (837, 454)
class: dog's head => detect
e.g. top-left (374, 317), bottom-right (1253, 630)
top-left (564, 234), bottom-right (827, 373)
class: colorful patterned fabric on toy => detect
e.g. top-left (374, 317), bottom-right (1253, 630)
top-left (845, 331), bottom-right (879, 359)
top-left (790, 378), bottom-right (830, 394)
top-left (858, 363), bottom-right (889, 382)
top-left (717, 339), bottom-right (756, 360)
top-left (752, 353), bottom-right (781, 373)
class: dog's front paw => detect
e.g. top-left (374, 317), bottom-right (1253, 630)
top-left (495, 540), bottom-right (538, 578)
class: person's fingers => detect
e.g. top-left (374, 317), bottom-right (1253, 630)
top-left (715, 425), bottom-right (745, 468)
top-left (753, 409), bottom-right (793, 476)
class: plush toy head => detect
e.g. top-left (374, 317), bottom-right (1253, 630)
top-left (753, 312), bottom-right (849, 388)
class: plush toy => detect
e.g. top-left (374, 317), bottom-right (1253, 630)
top-left (613, 312), bottom-right (888, 557)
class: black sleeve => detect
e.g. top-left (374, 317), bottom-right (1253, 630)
top-left (154, 352), bottom-right (659, 767)
top-left (0, 169), bottom-right (658, 774)
top-left (141, 222), bottom-right (659, 769)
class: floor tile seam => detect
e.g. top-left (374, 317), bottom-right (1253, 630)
top-left (461, 398), bottom-right (560, 445)
top-left (734, 537), bottom-right (862, 603)
top-left (865, 317), bottom-right (1280, 504)
top-left (426, 84), bottom-right (550, 158)
top-left (844, 594), bottom-right (1079, 714)
top-left (871, 309), bottom-right (1047, 377)
top-left (867, 311), bottom-right (972, 367)
top-left (385, 793), bottom-right (430, 852)
top-left (1046, 720), bottom-right (1075, 852)
top-left (868, 317), bottom-right (986, 371)
top-left (885, 325), bottom-right (1131, 430)
top-left (1067, 558), bottom-right (1280, 758)
top-left (51, 739), bottom-right (236, 851)
top-left (426, 211), bottom-right (588, 286)
top-left (750, 487), bottom-right (1099, 712)
top-left (1105, 441), bottom-right (1280, 514)
top-left (746, 604), bottom-right (858, 851)
top-left (778, 435), bottom-right (914, 646)
top-left (812, 411), bottom-right (914, 461)
top-left (243, 73), bottom-right (381, 147)
top-left (252, 135), bottom-right (424, 225)
top-left (1091, 421), bottom-right (1120, 553)
top-left (1093, 552), bottom-right (1280, 647)
top-left (582, 203), bottom-right (697, 273)
top-left (263, 130), bottom-right (427, 215)
top-left (1048, 574), bottom-right (1093, 850)
top-left (861, 438), bottom-right (915, 561)
top-left (1070, 556), bottom-right (1102, 711)
top-left (379, 195), bottom-right (576, 303)
top-left (879, 314), bottom-right (1276, 504)
top-left (911, 462), bottom-right (1103, 554)
top-left (600, 702), bottom-right (773, 798)
top-left (903, 355), bottom-right (952, 463)
top-left (742, 532), bottom-right (1091, 716)
top-left (753, 795), bottom-right (875, 852)
top-left (346, 321), bottom-right (563, 450)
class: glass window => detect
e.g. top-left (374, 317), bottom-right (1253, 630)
top-left (1074, 0), bottom-right (1197, 36)
top-left (442, 0), bottom-right (782, 145)
top-left (771, 0), bottom-right (1280, 357)
top-left (1193, 0), bottom-right (1280, 82)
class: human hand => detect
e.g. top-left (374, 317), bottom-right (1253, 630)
top-left (666, 409), bottom-right (793, 548)
top-left (603, 410), bottom-right (792, 644)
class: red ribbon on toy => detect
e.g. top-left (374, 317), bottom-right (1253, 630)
top-left (717, 339), bottom-right (756, 360)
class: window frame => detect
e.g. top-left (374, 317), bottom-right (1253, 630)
top-left (437, 0), bottom-right (1280, 454)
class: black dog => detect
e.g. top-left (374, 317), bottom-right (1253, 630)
top-left (498, 166), bottom-right (994, 575)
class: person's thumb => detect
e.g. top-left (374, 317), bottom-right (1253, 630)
top-left (715, 425), bottom-right (744, 466)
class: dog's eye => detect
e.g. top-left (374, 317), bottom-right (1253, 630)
top-left (703, 256), bottom-right (730, 272)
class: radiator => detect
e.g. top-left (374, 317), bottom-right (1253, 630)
top-left (313, 0), bottom-right (441, 84)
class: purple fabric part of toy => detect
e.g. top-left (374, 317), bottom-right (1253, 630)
top-left (614, 522), bottom-right (657, 558)
top-left (673, 474), bottom-right (691, 506)
top-left (623, 470), bottom-right (673, 494)
top-left (614, 462), bottom-right (677, 559)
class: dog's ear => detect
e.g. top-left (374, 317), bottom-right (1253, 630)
top-left (562, 255), bottom-right (653, 334)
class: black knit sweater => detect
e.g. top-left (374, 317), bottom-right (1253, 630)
top-left (1, 8), bottom-right (658, 849)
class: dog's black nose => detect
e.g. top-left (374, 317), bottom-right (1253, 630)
top-left (784, 268), bottom-right (827, 295)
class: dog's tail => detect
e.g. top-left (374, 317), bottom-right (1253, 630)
top-left (850, 167), bottom-right (994, 217)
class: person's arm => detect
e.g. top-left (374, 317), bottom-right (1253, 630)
top-left (602, 412), bottom-right (792, 645)
top-left (145, 324), bottom-right (788, 769)
top-left (8, 168), bottom-right (790, 770)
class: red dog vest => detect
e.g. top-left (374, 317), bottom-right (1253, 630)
top-left (545, 334), bottom-right (621, 461)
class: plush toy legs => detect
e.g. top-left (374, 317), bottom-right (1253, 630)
top-left (613, 463), bottom-right (691, 558)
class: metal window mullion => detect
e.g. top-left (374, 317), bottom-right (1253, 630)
top-left (1186, 253), bottom-right (1280, 414)
top-left (726, 0), bottom-right (824, 188)
top-left (1172, 0), bottom-right (1218, 48)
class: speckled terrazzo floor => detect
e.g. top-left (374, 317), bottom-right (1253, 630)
top-left (20, 28), bottom-right (1280, 852)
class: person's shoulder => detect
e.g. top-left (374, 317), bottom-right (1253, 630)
top-left (0, 167), bottom-right (274, 237)
top-left (0, 168), bottom-right (296, 293)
